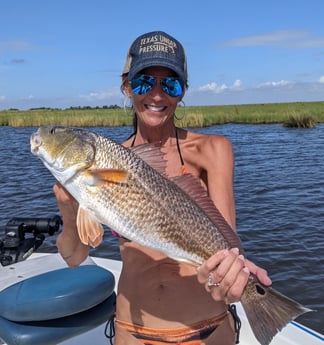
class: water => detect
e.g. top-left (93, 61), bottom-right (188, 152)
top-left (0, 124), bottom-right (323, 334)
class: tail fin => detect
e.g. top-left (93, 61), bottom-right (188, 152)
top-left (241, 277), bottom-right (312, 345)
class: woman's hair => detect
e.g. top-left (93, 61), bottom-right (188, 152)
top-left (121, 73), bottom-right (137, 134)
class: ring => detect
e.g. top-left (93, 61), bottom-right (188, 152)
top-left (207, 273), bottom-right (221, 287)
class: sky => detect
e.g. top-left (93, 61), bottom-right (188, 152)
top-left (1, 0), bottom-right (324, 110)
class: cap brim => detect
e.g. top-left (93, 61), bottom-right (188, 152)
top-left (128, 58), bottom-right (185, 83)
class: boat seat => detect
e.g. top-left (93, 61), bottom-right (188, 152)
top-left (0, 262), bottom-right (116, 345)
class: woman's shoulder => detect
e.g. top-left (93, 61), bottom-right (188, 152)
top-left (176, 129), bottom-right (234, 178)
top-left (122, 136), bottom-right (134, 148)
top-left (181, 129), bottom-right (233, 155)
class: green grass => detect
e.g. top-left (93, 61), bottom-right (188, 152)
top-left (1, 101), bottom-right (323, 127)
top-left (177, 102), bottom-right (324, 127)
top-left (283, 112), bottom-right (318, 128)
top-left (0, 108), bottom-right (131, 127)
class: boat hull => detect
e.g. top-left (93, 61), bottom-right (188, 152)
top-left (0, 254), bottom-right (322, 345)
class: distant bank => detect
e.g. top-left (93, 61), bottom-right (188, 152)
top-left (1, 101), bottom-right (323, 128)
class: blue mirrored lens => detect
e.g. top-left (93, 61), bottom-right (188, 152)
top-left (131, 75), bottom-right (155, 95)
top-left (131, 75), bottom-right (183, 97)
top-left (162, 78), bottom-right (183, 97)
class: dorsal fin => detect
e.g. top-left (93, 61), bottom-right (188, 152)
top-left (131, 143), bottom-right (243, 251)
top-left (171, 173), bottom-right (244, 252)
top-left (130, 142), bottom-right (167, 176)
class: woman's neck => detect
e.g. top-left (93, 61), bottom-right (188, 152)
top-left (134, 120), bottom-right (177, 146)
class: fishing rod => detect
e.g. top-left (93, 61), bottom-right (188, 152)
top-left (0, 215), bottom-right (62, 266)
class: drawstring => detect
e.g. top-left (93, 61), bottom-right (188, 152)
top-left (105, 313), bottom-right (116, 345)
top-left (228, 304), bottom-right (241, 344)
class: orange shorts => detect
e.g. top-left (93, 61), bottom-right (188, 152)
top-left (115, 311), bottom-right (229, 345)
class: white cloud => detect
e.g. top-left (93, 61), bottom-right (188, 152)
top-left (198, 82), bottom-right (226, 93)
top-left (0, 95), bottom-right (6, 102)
top-left (257, 80), bottom-right (292, 88)
top-left (233, 80), bottom-right (242, 88)
top-left (79, 89), bottom-right (120, 101)
top-left (21, 95), bottom-right (35, 101)
top-left (0, 40), bottom-right (39, 53)
top-left (186, 79), bottom-right (324, 106)
top-left (198, 80), bottom-right (242, 94)
top-left (222, 30), bottom-right (324, 48)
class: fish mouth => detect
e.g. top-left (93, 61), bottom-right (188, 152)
top-left (30, 132), bottom-right (42, 154)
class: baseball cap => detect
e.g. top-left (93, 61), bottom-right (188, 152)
top-left (123, 31), bottom-right (188, 84)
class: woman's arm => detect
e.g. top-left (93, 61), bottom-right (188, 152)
top-left (197, 135), bottom-right (271, 303)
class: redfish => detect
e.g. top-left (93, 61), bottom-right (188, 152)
top-left (30, 126), bottom-right (311, 345)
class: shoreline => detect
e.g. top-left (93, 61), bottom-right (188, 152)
top-left (1, 101), bottom-right (323, 127)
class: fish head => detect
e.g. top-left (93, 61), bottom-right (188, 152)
top-left (30, 126), bottom-right (96, 184)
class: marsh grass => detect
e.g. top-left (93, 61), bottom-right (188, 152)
top-left (1, 101), bottom-right (323, 127)
top-left (1, 108), bottom-right (131, 127)
top-left (283, 112), bottom-right (318, 128)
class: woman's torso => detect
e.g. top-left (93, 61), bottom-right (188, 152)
top-left (116, 241), bottom-right (228, 328)
top-left (116, 128), bottom-right (232, 328)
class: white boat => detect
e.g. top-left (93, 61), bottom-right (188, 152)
top-left (0, 253), bottom-right (322, 345)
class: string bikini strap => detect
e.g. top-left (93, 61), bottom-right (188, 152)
top-left (176, 127), bottom-right (189, 175)
top-left (130, 134), bottom-right (136, 147)
top-left (126, 131), bottom-right (136, 147)
top-left (175, 127), bottom-right (185, 167)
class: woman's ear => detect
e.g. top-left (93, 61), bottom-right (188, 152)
top-left (122, 74), bottom-right (132, 98)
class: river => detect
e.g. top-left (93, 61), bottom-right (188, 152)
top-left (0, 124), bottom-right (323, 334)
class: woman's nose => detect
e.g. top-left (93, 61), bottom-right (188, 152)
top-left (148, 81), bottom-right (165, 99)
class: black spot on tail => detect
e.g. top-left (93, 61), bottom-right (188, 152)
top-left (256, 284), bottom-right (266, 295)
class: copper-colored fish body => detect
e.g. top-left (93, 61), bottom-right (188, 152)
top-left (31, 126), bottom-right (311, 345)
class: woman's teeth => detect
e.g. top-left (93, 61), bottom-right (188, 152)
top-left (146, 105), bottom-right (166, 112)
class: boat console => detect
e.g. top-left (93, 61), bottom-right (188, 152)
top-left (0, 247), bottom-right (116, 345)
top-left (0, 216), bottom-right (62, 266)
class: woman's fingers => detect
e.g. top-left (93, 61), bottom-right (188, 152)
top-left (197, 248), bottom-right (250, 303)
top-left (245, 259), bottom-right (272, 286)
top-left (197, 249), bottom-right (230, 284)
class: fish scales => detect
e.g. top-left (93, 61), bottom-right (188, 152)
top-left (91, 134), bottom-right (228, 263)
top-left (30, 126), bottom-right (311, 345)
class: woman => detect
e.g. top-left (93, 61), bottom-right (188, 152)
top-left (54, 31), bottom-right (271, 345)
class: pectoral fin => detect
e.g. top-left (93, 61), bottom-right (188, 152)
top-left (76, 206), bottom-right (104, 247)
top-left (85, 168), bottom-right (128, 186)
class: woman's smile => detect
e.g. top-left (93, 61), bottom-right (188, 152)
top-left (145, 104), bottom-right (167, 112)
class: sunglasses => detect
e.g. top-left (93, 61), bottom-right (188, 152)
top-left (130, 74), bottom-right (184, 98)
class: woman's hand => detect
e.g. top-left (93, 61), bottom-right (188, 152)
top-left (245, 258), bottom-right (272, 286)
top-left (53, 182), bottom-right (89, 266)
top-left (53, 182), bottom-right (78, 228)
top-left (197, 248), bottom-right (271, 304)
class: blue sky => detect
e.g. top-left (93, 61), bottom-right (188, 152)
top-left (1, 0), bottom-right (323, 110)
